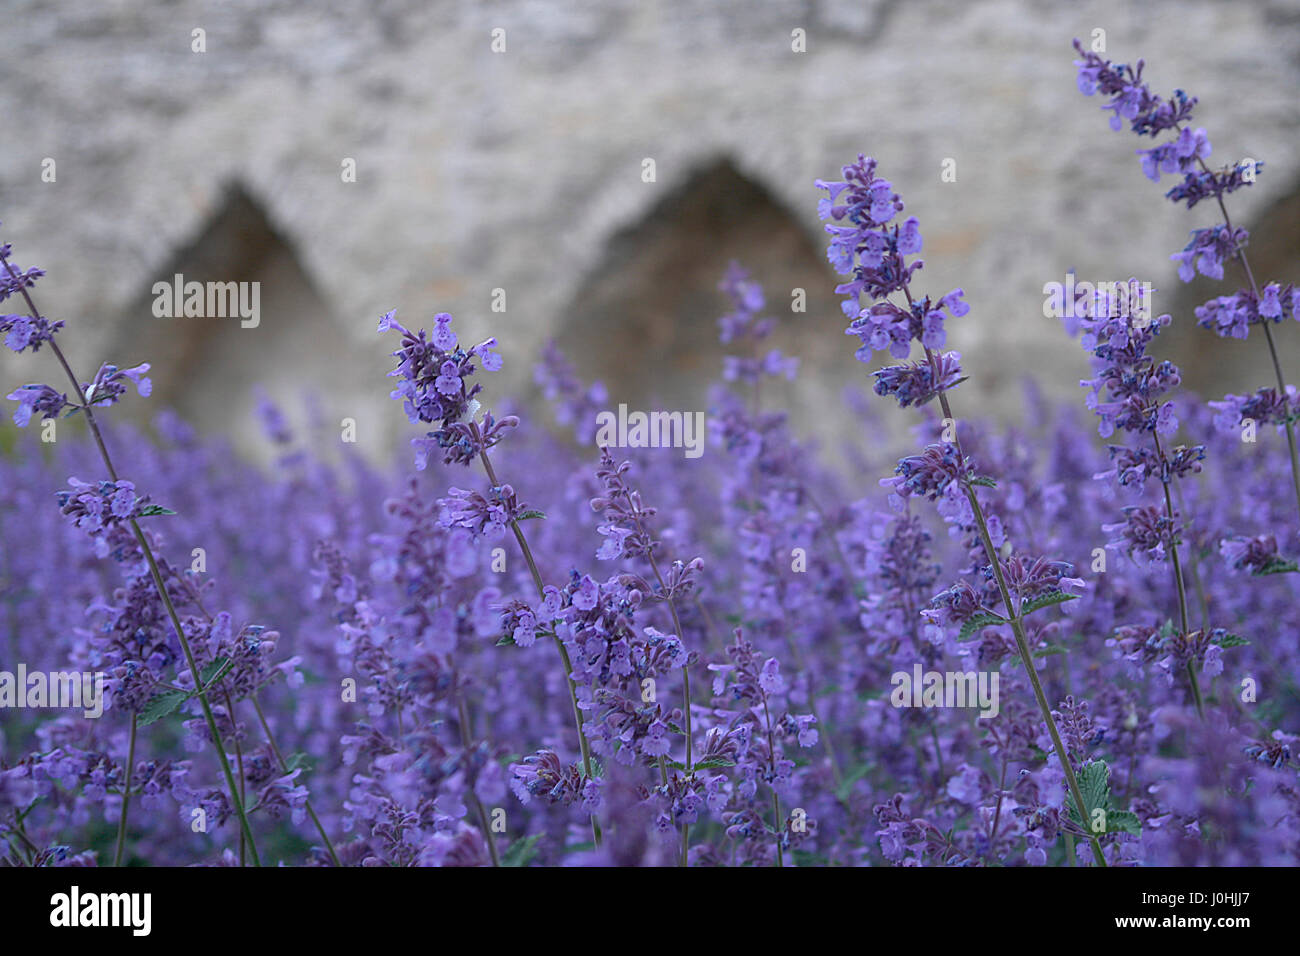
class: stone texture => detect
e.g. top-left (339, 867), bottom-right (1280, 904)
top-left (1, 0), bottom-right (1297, 460)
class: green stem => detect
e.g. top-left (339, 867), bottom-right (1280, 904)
top-left (478, 443), bottom-right (602, 849)
top-left (912, 339), bottom-right (1106, 865)
top-left (250, 695), bottom-right (341, 866)
top-left (0, 258), bottom-right (262, 866)
top-left (112, 715), bottom-right (137, 867)
top-left (1151, 433), bottom-right (1203, 719)
top-left (906, 329), bottom-right (1106, 866)
top-left (960, 482), bottom-right (1106, 866)
top-left (759, 690), bottom-right (784, 867)
top-left (226, 692), bottom-right (247, 867)
top-left (641, 545), bottom-right (692, 866)
top-left (1182, 145), bottom-right (1300, 523)
top-left (458, 695), bottom-right (500, 867)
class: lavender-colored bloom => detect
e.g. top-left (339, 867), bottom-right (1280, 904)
top-left (1219, 534), bottom-right (1283, 575)
top-left (380, 309), bottom-right (510, 466)
top-left (1164, 160), bottom-right (1263, 209)
top-left (1103, 505), bottom-right (1178, 564)
top-left (84, 363), bottom-right (152, 408)
top-left (1194, 285), bottom-right (1298, 341)
top-left (2, 313), bottom-right (63, 353)
top-left (1170, 226), bottom-right (1247, 282)
top-left (882, 443), bottom-right (970, 501)
top-left (1136, 126), bottom-right (1210, 182)
top-left (873, 351), bottom-right (964, 408)
top-left (1072, 39), bottom-right (1197, 136)
top-left (6, 383), bottom-right (66, 426)
top-left (1208, 386), bottom-right (1298, 432)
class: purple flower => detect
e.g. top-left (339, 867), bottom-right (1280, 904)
top-left (2, 313), bottom-right (63, 353)
top-left (882, 443), bottom-right (970, 501)
top-left (873, 351), bottom-right (964, 408)
top-left (1137, 127), bottom-right (1210, 182)
top-left (1170, 226), bottom-right (1247, 282)
top-left (1103, 505), bottom-right (1178, 564)
top-left (1194, 285), bottom-right (1297, 340)
top-left (6, 383), bottom-right (66, 426)
top-left (1219, 534), bottom-right (1283, 575)
top-left (1208, 387), bottom-right (1297, 432)
top-left (431, 312), bottom-right (456, 350)
top-left (84, 363), bottom-right (152, 408)
top-left (1072, 39), bottom-right (1197, 137)
top-left (381, 310), bottom-right (510, 466)
top-left (1164, 160), bottom-right (1263, 209)
top-left (572, 574), bottom-right (600, 612)
top-left (758, 658), bottom-right (784, 696)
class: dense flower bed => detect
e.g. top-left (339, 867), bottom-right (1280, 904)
top-left (0, 40), bottom-right (1297, 866)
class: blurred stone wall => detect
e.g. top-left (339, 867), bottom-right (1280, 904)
top-left (1, 0), bottom-right (1297, 462)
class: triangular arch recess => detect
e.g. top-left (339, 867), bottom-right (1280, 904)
top-left (114, 182), bottom-right (384, 458)
top-left (549, 158), bottom-right (856, 422)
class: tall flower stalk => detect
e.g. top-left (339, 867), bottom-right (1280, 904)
top-left (818, 157), bottom-right (1108, 865)
top-left (590, 449), bottom-right (701, 864)
top-left (0, 241), bottom-right (262, 865)
top-left (378, 309), bottom-right (603, 848)
top-left (1072, 288), bottom-right (1208, 716)
top-left (1072, 39), bottom-right (1300, 527)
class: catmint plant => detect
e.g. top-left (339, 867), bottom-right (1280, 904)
top-left (818, 156), bottom-right (1111, 865)
top-left (2, 37), bottom-right (1298, 867)
top-left (1072, 39), bottom-right (1300, 547)
top-left (1, 231), bottom-right (263, 864)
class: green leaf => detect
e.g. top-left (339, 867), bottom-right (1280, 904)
top-left (1019, 590), bottom-right (1079, 616)
top-left (516, 509), bottom-right (547, 521)
top-left (1210, 632), bottom-right (1250, 648)
top-left (200, 656), bottom-right (233, 689)
top-left (1104, 810), bottom-right (1142, 836)
top-left (138, 688), bottom-right (192, 726)
top-left (691, 757), bottom-right (736, 771)
top-left (495, 633), bottom-right (516, 646)
top-left (834, 763), bottom-right (872, 803)
top-left (791, 849), bottom-right (832, 867)
top-left (283, 752), bottom-right (313, 774)
top-left (1078, 760), bottom-right (1110, 818)
top-left (501, 833), bottom-right (543, 867)
top-left (1006, 644), bottom-right (1069, 670)
top-left (136, 504), bottom-right (178, 517)
top-left (1254, 557), bottom-right (1299, 576)
top-left (579, 756), bottom-right (605, 780)
top-left (969, 475), bottom-right (998, 488)
top-left (958, 613), bottom-right (1005, 642)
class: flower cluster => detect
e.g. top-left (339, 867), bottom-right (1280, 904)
top-left (379, 310), bottom-right (509, 467)
top-left (1072, 40), bottom-right (1197, 136)
top-left (1195, 284), bottom-right (1299, 340)
top-left (1170, 225), bottom-right (1247, 282)
top-left (3, 41), bottom-right (1300, 870)
top-left (817, 155), bottom-right (969, 391)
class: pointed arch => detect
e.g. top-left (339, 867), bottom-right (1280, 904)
top-left (115, 181), bottom-right (382, 458)
top-left (550, 157), bottom-right (853, 418)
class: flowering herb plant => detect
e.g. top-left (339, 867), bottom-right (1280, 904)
top-left (0, 39), bottom-right (1297, 868)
